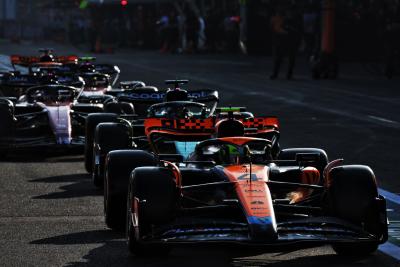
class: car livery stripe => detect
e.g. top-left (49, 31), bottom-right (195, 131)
top-left (45, 105), bottom-right (72, 145)
top-left (379, 242), bottom-right (400, 261)
top-left (222, 165), bottom-right (278, 241)
top-left (379, 188), bottom-right (400, 205)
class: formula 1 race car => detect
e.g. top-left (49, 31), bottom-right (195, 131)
top-left (0, 69), bottom-right (85, 98)
top-left (0, 84), bottom-right (105, 157)
top-left (0, 66), bottom-right (134, 109)
top-left (10, 51), bottom-right (120, 87)
top-left (101, 113), bottom-right (281, 226)
top-left (83, 80), bottom-right (220, 185)
top-left (10, 48), bottom-right (78, 68)
top-left (74, 57), bottom-right (120, 86)
top-left (103, 115), bottom-right (388, 258)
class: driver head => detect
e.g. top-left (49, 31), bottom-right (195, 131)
top-left (79, 64), bottom-right (96, 73)
top-left (216, 119), bottom-right (245, 138)
top-left (165, 88), bottom-right (189, 102)
top-left (39, 54), bottom-right (55, 63)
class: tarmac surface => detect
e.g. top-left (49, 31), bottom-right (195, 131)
top-left (0, 42), bottom-right (399, 266)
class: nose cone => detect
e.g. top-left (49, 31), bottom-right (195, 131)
top-left (46, 105), bottom-right (72, 145)
top-left (247, 216), bottom-right (278, 242)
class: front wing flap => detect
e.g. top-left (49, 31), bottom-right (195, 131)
top-left (138, 216), bottom-right (383, 248)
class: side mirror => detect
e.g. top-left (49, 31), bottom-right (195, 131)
top-left (295, 153), bottom-right (320, 165)
top-left (158, 154), bottom-right (184, 163)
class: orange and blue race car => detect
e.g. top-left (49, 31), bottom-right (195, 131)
top-left (10, 48), bottom-right (79, 69)
top-left (84, 79), bottom-right (221, 186)
top-left (103, 112), bottom-right (388, 258)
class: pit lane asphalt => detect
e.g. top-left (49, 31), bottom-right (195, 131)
top-left (0, 42), bottom-right (399, 266)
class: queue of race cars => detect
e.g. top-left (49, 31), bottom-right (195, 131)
top-left (0, 49), bottom-right (389, 258)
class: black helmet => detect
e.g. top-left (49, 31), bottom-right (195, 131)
top-left (165, 88), bottom-right (189, 102)
top-left (216, 119), bottom-right (245, 138)
top-left (39, 54), bottom-right (55, 62)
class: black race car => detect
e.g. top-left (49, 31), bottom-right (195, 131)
top-left (0, 84), bottom-right (104, 157)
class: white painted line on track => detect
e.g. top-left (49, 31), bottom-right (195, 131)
top-left (377, 188), bottom-right (400, 261)
top-left (379, 188), bottom-right (400, 205)
top-left (379, 242), bottom-right (400, 261)
top-left (368, 116), bottom-right (399, 125)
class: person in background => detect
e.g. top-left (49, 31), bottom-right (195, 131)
top-left (303, 5), bottom-right (318, 59)
top-left (270, 7), bottom-right (303, 80)
top-left (185, 8), bottom-right (200, 53)
top-left (383, 4), bottom-right (400, 79)
top-left (269, 8), bottom-right (288, 79)
top-left (157, 12), bottom-right (170, 53)
top-left (197, 16), bottom-right (206, 51)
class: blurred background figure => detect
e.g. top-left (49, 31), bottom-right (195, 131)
top-left (157, 11), bottom-right (170, 53)
top-left (303, 5), bottom-right (318, 59)
top-left (185, 7), bottom-right (199, 53)
top-left (383, 4), bottom-right (400, 79)
top-left (270, 7), bottom-right (303, 80)
top-left (0, 0), bottom-right (399, 78)
top-left (197, 15), bottom-right (206, 52)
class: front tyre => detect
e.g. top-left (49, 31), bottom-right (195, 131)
top-left (84, 113), bottom-right (118, 173)
top-left (327, 165), bottom-right (385, 257)
top-left (127, 167), bottom-right (176, 257)
top-left (93, 122), bottom-right (130, 187)
top-left (104, 150), bottom-right (157, 231)
top-left (0, 100), bottom-right (14, 159)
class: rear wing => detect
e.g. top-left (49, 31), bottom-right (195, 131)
top-left (0, 73), bottom-right (40, 97)
top-left (0, 73), bottom-right (39, 87)
top-left (111, 89), bottom-right (219, 117)
top-left (10, 55), bottom-right (78, 66)
top-left (145, 118), bottom-right (215, 136)
top-left (0, 72), bottom-right (83, 90)
top-left (242, 117), bottom-right (279, 131)
top-left (144, 116), bottom-right (279, 136)
top-left (114, 89), bottom-right (218, 102)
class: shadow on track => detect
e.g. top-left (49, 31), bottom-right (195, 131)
top-left (28, 229), bottom-right (387, 267)
top-left (30, 173), bottom-right (102, 199)
top-left (30, 229), bottom-right (233, 267)
top-left (2, 147), bottom-right (84, 163)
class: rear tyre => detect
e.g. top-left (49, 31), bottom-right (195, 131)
top-left (0, 100), bottom-right (14, 159)
top-left (327, 165), bottom-right (382, 257)
top-left (104, 150), bottom-right (157, 231)
top-left (93, 122), bottom-right (131, 187)
top-left (84, 113), bottom-right (118, 173)
top-left (127, 167), bottom-right (176, 256)
top-left (104, 102), bottom-right (135, 115)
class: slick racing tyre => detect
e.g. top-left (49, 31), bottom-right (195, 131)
top-left (104, 102), bottom-right (135, 115)
top-left (104, 150), bottom-right (157, 231)
top-left (84, 113), bottom-right (118, 173)
top-left (127, 167), bottom-right (176, 256)
top-left (327, 165), bottom-right (382, 257)
top-left (0, 99), bottom-right (14, 158)
top-left (93, 122), bottom-right (131, 187)
top-left (278, 148), bottom-right (328, 181)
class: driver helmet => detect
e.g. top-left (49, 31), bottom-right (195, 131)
top-left (216, 144), bottom-right (240, 165)
top-left (165, 88), bottom-right (189, 102)
top-left (216, 119), bottom-right (245, 138)
top-left (39, 54), bottom-right (55, 62)
top-left (40, 74), bottom-right (58, 85)
top-left (79, 64), bottom-right (96, 73)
